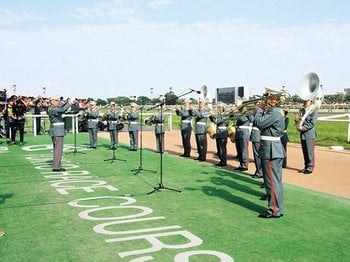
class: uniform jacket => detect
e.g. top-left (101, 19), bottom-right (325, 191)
top-left (281, 117), bottom-right (290, 143)
top-left (254, 107), bottom-right (285, 160)
top-left (235, 114), bottom-right (253, 140)
top-left (209, 113), bottom-right (229, 139)
top-left (126, 111), bottom-right (139, 132)
top-left (299, 108), bottom-right (318, 140)
top-left (190, 108), bottom-right (209, 134)
top-left (106, 111), bottom-right (121, 131)
top-left (250, 111), bottom-right (261, 142)
top-left (176, 108), bottom-right (192, 131)
top-left (153, 113), bottom-right (166, 134)
top-left (48, 102), bottom-right (71, 137)
top-left (86, 109), bottom-right (100, 129)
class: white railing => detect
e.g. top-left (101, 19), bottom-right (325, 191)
top-left (318, 114), bottom-right (350, 142)
top-left (23, 112), bottom-right (174, 136)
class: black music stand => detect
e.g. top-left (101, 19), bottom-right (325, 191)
top-left (131, 105), bottom-right (156, 175)
top-left (66, 113), bottom-right (86, 156)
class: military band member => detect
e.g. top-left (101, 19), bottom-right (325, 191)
top-left (254, 89), bottom-right (285, 218)
top-left (86, 101), bottom-right (99, 149)
top-left (281, 109), bottom-right (290, 168)
top-left (190, 98), bottom-right (209, 161)
top-left (126, 102), bottom-right (139, 151)
top-left (297, 99), bottom-right (317, 174)
top-left (106, 102), bottom-right (121, 150)
top-left (250, 106), bottom-right (262, 178)
top-left (153, 106), bottom-right (166, 153)
top-left (176, 99), bottom-right (192, 157)
top-left (48, 96), bottom-right (71, 172)
top-left (210, 103), bottom-right (229, 166)
top-left (234, 110), bottom-right (253, 171)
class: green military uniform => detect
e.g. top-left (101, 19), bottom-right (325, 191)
top-left (86, 108), bottom-right (99, 148)
top-left (126, 111), bottom-right (139, 151)
top-left (48, 99), bottom-right (71, 171)
top-left (190, 107), bottom-right (209, 161)
top-left (254, 106), bottom-right (285, 218)
top-left (299, 108), bottom-right (317, 173)
top-left (176, 107), bottom-right (192, 157)
top-left (250, 111), bottom-right (262, 178)
top-left (235, 114), bottom-right (253, 170)
top-left (106, 108), bottom-right (121, 149)
top-left (210, 112), bottom-right (229, 166)
top-left (153, 112), bottom-right (166, 153)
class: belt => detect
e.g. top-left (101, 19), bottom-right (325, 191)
top-left (238, 126), bottom-right (250, 129)
top-left (197, 122), bottom-right (207, 125)
top-left (260, 135), bottom-right (280, 141)
top-left (283, 130), bottom-right (287, 133)
top-left (88, 119), bottom-right (99, 122)
top-left (110, 121), bottom-right (119, 123)
top-left (252, 127), bottom-right (259, 131)
top-left (182, 120), bottom-right (192, 123)
top-left (218, 126), bottom-right (227, 130)
top-left (130, 121), bottom-right (137, 124)
top-left (53, 122), bottom-right (64, 126)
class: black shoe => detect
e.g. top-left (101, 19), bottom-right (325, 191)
top-left (303, 170), bottom-right (312, 174)
top-left (52, 168), bottom-right (66, 172)
top-left (180, 154), bottom-right (190, 157)
top-left (260, 194), bottom-right (268, 200)
top-left (198, 158), bottom-right (206, 162)
top-left (216, 162), bottom-right (227, 166)
top-left (298, 169), bottom-right (305, 173)
top-left (235, 166), bottom-right (248, 171)
top-left (251, 174), bottom-right (263, 179)
top-left (258, 212), bottom-right (283, 219)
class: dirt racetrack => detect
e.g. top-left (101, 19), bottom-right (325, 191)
top-left (99, 130), bottom-right (350, 199)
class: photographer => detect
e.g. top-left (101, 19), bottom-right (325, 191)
top-left (11, 96), bottom-right (28, 145)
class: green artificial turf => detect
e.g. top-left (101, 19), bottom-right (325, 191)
top-left (0, 133), bottom-right (349, 261)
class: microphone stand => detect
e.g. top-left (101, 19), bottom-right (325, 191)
top-left (104, 141), bottom-right (126, 163)
top-left (147, 88), bottom-right (198, 195)
top-left (131, 105), bottom-right (156, 175)
top-left (66, 113), bottom-right (86, 155)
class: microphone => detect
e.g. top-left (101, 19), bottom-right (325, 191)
top-left (190, 89), bottom-right (201, 94)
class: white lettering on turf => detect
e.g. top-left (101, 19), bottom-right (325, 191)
top-left (23, 146), bottom-right (234, 261)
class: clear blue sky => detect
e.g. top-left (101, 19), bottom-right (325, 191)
top-left (1, 0), bottom-right (349, 100)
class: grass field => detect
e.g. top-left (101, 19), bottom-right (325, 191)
top-left (1, 133), bottom-right (349, 261)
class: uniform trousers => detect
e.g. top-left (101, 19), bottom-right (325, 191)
top-left (235, 138), bottom-right (249, 168)
top-left (129, 130), bottom-right (138, 150)
top-left (252, 142), bottom-right (262, 176)
top-left (52, 136), bottom-right (64, 170)
top-left (181, 129), bottom-right (191, 156)
top-left (261, 158), bottom-right (284, 216)
top-left (156, 133), bottom-right (165, 153)
top-left (216, 138), bottom-right (227, 164)
top-left (109, 130), bottom-right (118, 149)
top-left (195, 133), bottom-right (207, 160)
top-left (88, 128), bottom-right (98, 147)
top-left (301, 139), bottom-right (315, 170)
